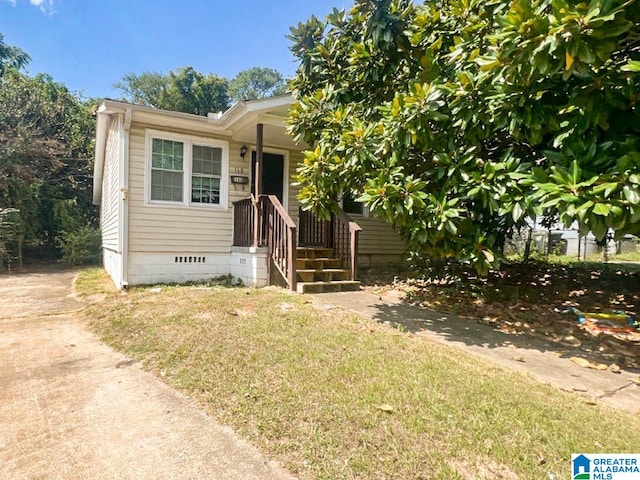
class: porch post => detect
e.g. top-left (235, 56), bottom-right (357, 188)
top-left (253, 123), bottom-right (264, 247)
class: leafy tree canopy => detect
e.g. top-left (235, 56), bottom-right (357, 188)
top-left (114, 66), bottom-right (230, 115)
top-left (0, 36), bottom-right (96, 266)
top-left (288, 0), bottom-right (640, 273)
top-left (0, 33), bottom-right (30, 76)
top-left (229, 66), bottom-right (288, 101)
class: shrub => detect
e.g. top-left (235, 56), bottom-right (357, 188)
top-left (56, 225), bottom-right (101, 265)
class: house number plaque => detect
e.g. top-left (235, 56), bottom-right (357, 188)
top-left (230, 175), bottom-right (249, 185)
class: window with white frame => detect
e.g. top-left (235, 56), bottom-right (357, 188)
top-left (191, 145), bottom-right (222, 204)
top-left (151, 138), bottom-right (184, 202)
top-left (147, 131), bottom-right (228, 208)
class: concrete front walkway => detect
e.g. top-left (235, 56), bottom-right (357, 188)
top-left (312, 290), bottom-right (640, 414)
top-left (0, 268), bottom-right (295, 480)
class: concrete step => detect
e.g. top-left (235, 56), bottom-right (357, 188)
top-left (296, 247), bottom-right (334, 259)
top-left (296, 280), bottom-right (361, 294)
top-left (295, 257), bottom-right (343, 270)
top-left (296, 269), bottom-right (351, 283)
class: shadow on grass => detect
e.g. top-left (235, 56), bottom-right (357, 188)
top-left (347, 294), bottom-right (640, 413)
top-left (0, 261), bottom-right (78, 276)
top-left (368, 298), bottom-right (589, 360)
top-left (366, 299), bottom-right (637, 400)
top-left (358, 260), bottom-right (640, 371)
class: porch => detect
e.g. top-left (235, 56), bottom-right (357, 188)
top-left (232, 195), bottom-right (362, 293)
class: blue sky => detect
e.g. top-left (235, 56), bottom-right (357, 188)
top-left (0, 0), bottom-right (346, 99)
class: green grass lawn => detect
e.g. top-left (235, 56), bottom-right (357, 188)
top-left (77, 268), bottom-right (640, 480)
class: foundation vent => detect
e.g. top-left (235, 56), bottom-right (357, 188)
top-left (175, 256), bottom-right (206, 264)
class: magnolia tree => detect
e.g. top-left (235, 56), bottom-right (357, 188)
top-left (287, 0), bottom-right (640, 273)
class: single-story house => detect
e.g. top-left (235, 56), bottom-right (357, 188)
top-left (93, 95), bottom-right (405, 293)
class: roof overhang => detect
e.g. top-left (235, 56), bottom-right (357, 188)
top-left (92, 94), bottom-right (302, 206)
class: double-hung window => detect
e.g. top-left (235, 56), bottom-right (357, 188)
top-left (151, 138), bottom-right (184, 202)
top-left (191, 145), bottom-right (222, 204)
top-left (147, 130), bottom-right (228, 208)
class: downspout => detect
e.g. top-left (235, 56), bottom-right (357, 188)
top-left (120, 109), bottom-right (132, 287)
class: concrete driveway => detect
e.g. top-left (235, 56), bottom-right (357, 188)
top-left (0, 268), bottom-right (295, 480)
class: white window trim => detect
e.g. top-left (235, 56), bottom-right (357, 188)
top-left (250, 146), bottom-right (290, 211)
top-left (145, 129), bottom-right (229, 209)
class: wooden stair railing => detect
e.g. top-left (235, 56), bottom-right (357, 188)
top-left (298, 207), bottom-right (362, 281)
top-left (260, 195), bottom-right (297, 291)
top-left (233, 198), bottom-right (362, 289)
top-left (333, 208), bottom-right (362, 281)
top-left (232, 195), bottom-right (297, 290)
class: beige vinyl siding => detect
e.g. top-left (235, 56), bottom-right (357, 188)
top-left (286, 152), bottom-right (406, 262)
top-left (287, 151), bottom-right (302, 219)
top-left (356, 217), bottom-right (406, 260)
top-left (127, 127), bottom-right (252, 254)
top-left (100, 116), bottom-right (120, 251)
top-left (126, 120), bottom-right (406, 262)
top-left (227, 140), bottom-right (254, 204)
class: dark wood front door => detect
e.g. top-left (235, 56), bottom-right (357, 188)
top-left (251, 151), bottom-right (285, 203)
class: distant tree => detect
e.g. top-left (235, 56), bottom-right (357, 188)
top-left (113, 71), bottom-right (168, 107)
top-left (229, 67), bottom-right (287, 102)
top-left (0, 33), bottom-right (30, 76)
top-left (114, 66), bottom-right (230, 115)
top-left (165, 66), bottom-right (230, 115)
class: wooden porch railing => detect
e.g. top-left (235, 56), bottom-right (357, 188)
top-left (232, 195), bottom-right (297, 291)
top-left (232, 197), bottom-right (254, 247)
top-left (233, 197), bottom-right (361, 288)
top-left (298, 207), bottom-right (332, 247)
top-left (298, 208), bottom-right (362, 280)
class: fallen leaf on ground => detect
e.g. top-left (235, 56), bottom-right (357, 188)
top-left (570, 357), bottom-right (591, 368)
top-left (374, 404), bottom-right (394, 413)
top-left (512, 355), bottom-right (525, 362)
top-left (609, 364), bottom-right (621, 374)
top-left (570, 357), bottom-right (608, 370)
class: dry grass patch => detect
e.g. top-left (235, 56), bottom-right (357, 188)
top-left (77, 268), bottom-right (640, 480)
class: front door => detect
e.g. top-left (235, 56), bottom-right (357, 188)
top-left (251, 151), bottom-right (285, 204)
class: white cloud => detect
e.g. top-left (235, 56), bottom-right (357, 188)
top-left (29, 0), bottom-right (54, 14)
top-left (1, 0), bottom-right (55, 14)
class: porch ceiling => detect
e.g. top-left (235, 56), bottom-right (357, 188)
top-left (231, 106), bottom-right (305, 151)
